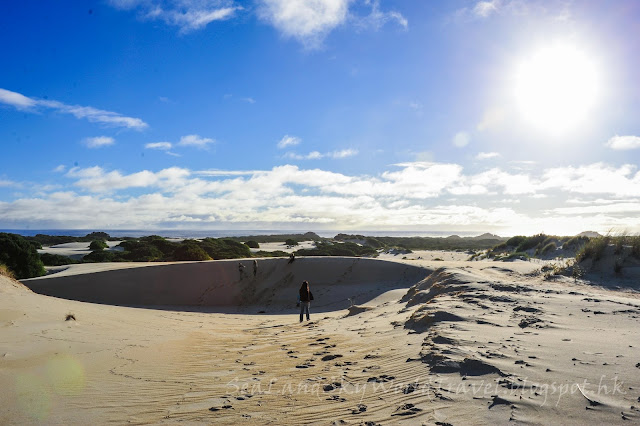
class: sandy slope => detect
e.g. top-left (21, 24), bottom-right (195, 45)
top-left (2, 256), bottom-right (640, 425)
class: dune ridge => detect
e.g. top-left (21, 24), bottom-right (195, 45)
top-left (22, 257), bottom-right (428, 312)
top-left (2, 257), bottom-right (639, 424)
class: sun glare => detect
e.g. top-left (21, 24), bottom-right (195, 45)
top-left (513, 42), bottom-right (600, 134)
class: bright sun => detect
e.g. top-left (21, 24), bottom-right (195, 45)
top-left (513, 42), bottom-right (600, 134)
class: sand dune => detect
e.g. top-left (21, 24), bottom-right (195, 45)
top-left (22, 258), bottom-right (427, 311)
top-left (2, 256), bottom-right (640, 424)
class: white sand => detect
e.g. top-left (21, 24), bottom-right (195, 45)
top-left (249, 240), bottom-right (317, 253)
top-left (38, 241), bottom-right (124, 261)
top-left (2, 255), bottom-right (639, 424)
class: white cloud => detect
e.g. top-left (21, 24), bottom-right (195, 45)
top-left (329, 148), bottom-right (358, 158)
top-left (178, 134), bottom-right (215, 148)
top-left (257, 0), bottom-right (350, 46)
top-left (277, 135), bottom-right (302, 149)
top-left (284, 149), bottom-right (358, 160)
top-left (4, 161), bottom-right (640, 233)
top-left (473, 0), bottom-right (499, 18)
top-left (0, 88), bottom-right (148, 130)
top-left (539, 163), bottom-right (640, 197)
top-left (242, 97), bottom-right (256, 104)
top-left (145, 142), bottom-right (173, 150)
top-left (605, 135), bottom-right (640, 150)
top-left (452, 131), bottom-right (470, 148)
top-left (356, 0), bottom-right (408, 30)
top-left (84, 136), bottom-right (115, 148)
top-left (476, 152), bottom-right (501, 160)
top-left (0, 179), bottom-right (16, 187)
top-left (0, 88), bottom-right (36, 109)
top-left (53, 165), bottom-right (66, 173)
top-left (109, 0), bottom-right (240, 33)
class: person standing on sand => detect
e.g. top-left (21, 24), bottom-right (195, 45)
top-left (238, 262), bottom-right (245, 279)
top-left (299, 281), bottom-right (314, 322)
top-left (253, 259), bottom-right (258, 277)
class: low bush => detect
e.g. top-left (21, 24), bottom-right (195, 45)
top-left (0, 263), bottom-right (15, 279)
top-left (576, 236), bottom-right (610, 263)
top-left (516, 234), bottom-right (547, 252)
top-left (244, 240), bottom-right (260, 249)
top-left (540, 242), bottom-right (557, 255)
top-left (89, 239), bottom-right (108, 251)
top-left (83, 250), bottom-right (124, 263)
top-left (296, 241), bottom-right (377, 257)
top-left (173, 241), bottom-right (211, 261)
top-left (0, 233), bottom-right (46, 279)
top-left (253, 250), bottom-right (289, 257)
top-left (40, 253), bottom-right (79, 266)
top-left (564, 235), bottom-right (589, 251)
top-left (505, 235), bottom-right (526, 247)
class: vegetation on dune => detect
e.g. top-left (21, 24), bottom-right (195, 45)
top-left (536, 234), bottom-right (640, 280)
top-left (26, 231), bottom-right (114, 247)
top-left (252, 250), bottom-right (289, 258)
top-left (89, 239), bottom-right (108, 251)
top-left (487, 233), bottom-right (584, 260)
top-left (296, 241), bottom-right (378, 257)
top-left (335, 234), bottom-right (505, 251)
top-left (285, 238), bottom-right (299, 247)
top-left (199, 238), bottom-right (252, 259)
top-left (82, 250), bottom-right (123, 263)
top-left (575, 236), bottom-right (610, 263)
top-left (226, 232), bottom-right (321, 244)
top-left (0, 263), bottom-right (15, 279)
top-left (80, 236), bottom-right (251, 263)
top-left (0, 233), bottom-right (46, 279)
top-left (40, 253), bottom-right (80, 266)
top-left (173, 241), bottom-right (211, 261)
top-left (244, 240), bottom-right (260, 248)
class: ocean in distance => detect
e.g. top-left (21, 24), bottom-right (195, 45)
top-left (0, 229), bottom-right (481, 239)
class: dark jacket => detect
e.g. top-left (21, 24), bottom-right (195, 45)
top-left (299, 288), bottom-right (314, 302)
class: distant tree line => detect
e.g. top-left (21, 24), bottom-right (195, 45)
top-left (333, 233), bottom-right (505, 251)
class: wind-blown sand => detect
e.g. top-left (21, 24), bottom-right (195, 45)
top-left (2, 256), bottom-right (639, 424)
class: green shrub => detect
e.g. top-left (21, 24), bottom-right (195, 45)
top-left (200, 238), bottom-right (252, 259)
top-left (506, 236), bottom-right (526, 247)
top-left (516, 234), bottom-right (547, 252)
top-left (40, 253), bottom-right (78, 266)
top-left (174, 241), bottom-right (211, 261)
top-left (244, 240), bottom-right (260, 249)
top-left (285, 238), bottom-right (299, 247)
top-left (83, 250), bottom-right (123, 263)
top-left (0, 233), bottom-right (46, 279)
top-left (576, 236), bottom-right (610, 263)
top-left (0, 263), bottom-right (15, 279)
top-left (124, 245), bottom-right (164, 262)
top-left (296, 241), bottom-right (377, 257)
top-left (253, 250), bottom-right (288, 257)
top-left (564, 236), bottom-right (589, 251)
top-left (89, 239), bottom-right (108, 250)
top-left (540, 242), bottom-right (557, 255)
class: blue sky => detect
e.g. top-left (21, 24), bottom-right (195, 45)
top-left (1, 0), bottom-right (639, 235)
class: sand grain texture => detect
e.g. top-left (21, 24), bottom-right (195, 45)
top-left (1, 256), bottom-right (639, 424)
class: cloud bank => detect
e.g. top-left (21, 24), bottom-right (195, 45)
top-left (0, 88), bottom-right (148, 130)
top-left (1, 161), bottom-right (639, 235)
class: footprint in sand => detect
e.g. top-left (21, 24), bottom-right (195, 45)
top-left (209, 405), bottom-right (233, 411)
top-left (323, 382), bottom-right (342, 391)
top-left (392, 403), bottom-right (423, 416)
top-left (350, 404), bottom-right (367, 414)
top-left (321, 354), bottom-right (343, 361)
top-left (367, 374), bottom-right (395, 383)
